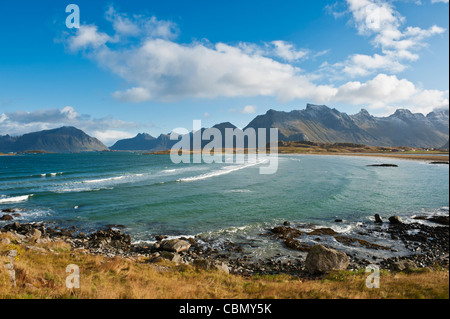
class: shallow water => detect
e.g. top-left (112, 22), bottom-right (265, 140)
top-left (1, 152), bottom-right (448, 259)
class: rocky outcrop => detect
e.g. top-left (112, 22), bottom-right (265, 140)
top-left (160, 239), bottom-right (191, 253)
top-left (389, 216), bottom-right (403, 225)
top-left (367, 164), bottom-right (398, 167)
top-left (193, 259), bottom-right (230, 274)
top-left (246, 104), bottom-right (449, 148)
top-left (374, 214), bottom-right (383, 224)
top-left (305, 245), bottom-right (350, 274)
top-left (87, 229), bottom-right (132, 251)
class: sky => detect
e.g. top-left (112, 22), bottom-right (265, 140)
top-left (0, 0), bottom-right (449, 146)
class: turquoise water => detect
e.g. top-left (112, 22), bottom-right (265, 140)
top-left (0, 153), bottom-right (448, 257)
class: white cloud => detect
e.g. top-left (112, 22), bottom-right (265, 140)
top-left (431, 0), bottom-right (449, 3)
top-left (91, 130), bottom-right (136, 145)
top-left (333, 74), bottom-right (449, 114)
top-left (0, 107), bottom-right (143, 145)
top-left (270, 41), bottom-right (309, 62)
top-left (328, 0), bottom-right (447, 77)
top-left (113, 87), bottom-right (152, 103)
top-left (104, 5), bottom-right (178, 39)
top-left (63, 6), bottom-right (449, 116)
top-left (241, 105), bottom-right (258, 114)
top-left (68, 25), bottom-right (112, 51)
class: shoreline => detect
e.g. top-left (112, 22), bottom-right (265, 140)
top-left (2, 149), bottom-right (448, 163)
top-left (1, 213), bottom-right (448, 278)
top-left (1, 215), bottom-right (448, 299)
top-left (280, 152), bottom-right (449, 162)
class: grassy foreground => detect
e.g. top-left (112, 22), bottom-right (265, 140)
top-left (1, 233), bottom-right (448, 299)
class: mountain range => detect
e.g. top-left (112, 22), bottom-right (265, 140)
top-left (1, 104), bottom-right (448, 153)
top-left (244, 104), bottom-right (449, 148)
top-left (110, 104), bottom-right (448, 151)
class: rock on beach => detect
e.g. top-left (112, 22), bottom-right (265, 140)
top-left (305, 245), bottom-right (350, 274)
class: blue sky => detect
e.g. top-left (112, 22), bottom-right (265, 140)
top-left (0, 0), bottom-right (448, 145)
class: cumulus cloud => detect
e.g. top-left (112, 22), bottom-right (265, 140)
top-left (68, 25), bottom-right (112, 52)
top-left (63, 6), bottom-right (448, 115)
top-left (0, 106), bottom-right (142, 145)
top-left (334, 74), bottom-right (449, 114)
top-left (241, 105), bottom-right (258, 114)
top-left (270, 41), bottom-right (309, 62)
top-left (328, 0), bottom-right (446, 77)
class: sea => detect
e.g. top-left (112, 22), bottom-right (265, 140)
top-left (1, 152), bottom-right (448, 260)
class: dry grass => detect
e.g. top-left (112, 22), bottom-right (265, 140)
top-left (1, 235), bottom-right (448, 299)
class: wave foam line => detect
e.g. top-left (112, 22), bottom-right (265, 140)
top-left (84, 173), bottom-right (144, 184)
top-left (178, 160), bottom-right (267, 182)
top-left (0, 194), bottom-right (33, 204)
top-left (40, 172), bottom-right (63, 177)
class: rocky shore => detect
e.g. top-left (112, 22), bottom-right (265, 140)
top-left (1, 212), bottom-right (448, 278)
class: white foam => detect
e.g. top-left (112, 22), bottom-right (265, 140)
top-left (83, 173), bottom-right (144, 184)
top-left (54, 187), bottom-right (114, 194)
top-left (39, 172), bottom-right (63, 177)
top-left (0, 194), bottom-right (33, 204)
top-left (178, 160), bottom-right (267, 182)
top-left (162, 169), bottom-right (177, 173)
top-left (84, 176), bottom-right (126, 184)
top-left (224, 189), bottom-right (253, 193)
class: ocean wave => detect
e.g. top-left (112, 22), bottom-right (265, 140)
top-left (54, 186), bottom-right (114, 194)
top-left (0, 194), bottom-right (33, 204)
top-left (84, 176), bottom-right (127, 184)
top-left (177, 160), bottom-right (267, 182)
top-left (39, 172), bottom-right (63, 177)
top-left (224, 189), bottom-right (253, 193)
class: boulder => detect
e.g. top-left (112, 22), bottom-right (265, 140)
top-left (305, 245), bottom-right (350, 274)
top-left (87, 229), bottom-right (132, 250)
top-left (159, 251), bottom-right (182, 264)
top-left (1, 215), bottom-right (14, 221)
top-left (193, 259), bottom-right (230, 274)
top-left (427, 216), bottom-right (449, 226)
top-left (389, 216), bottom-right (403, 225)
top-left (374, 214), bottom-right (383, 224)
top-left (160, 239), bottom-right (191, 253)
top-left (31, 229), bottom-right (42, 241)
top-left (367, 164), bottom-right (398, 167)
top-left (390, 260), bottom-right (417, 272)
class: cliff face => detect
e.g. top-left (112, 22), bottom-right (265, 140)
top-left (0, 126), bottom-right (108, 153)
top-left (245, 104), bottom-right (449, 148)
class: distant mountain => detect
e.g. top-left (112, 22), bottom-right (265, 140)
top-left (111, 122), bottom-right (241, 151)
top-left (245, 104), bottom-right (449, 148)
top-left (107, 104), bottom-right (450, 152)
top-left (0, 126), bottom-right (108, 153)
top-left (110, 133), bottom-right (156, 151)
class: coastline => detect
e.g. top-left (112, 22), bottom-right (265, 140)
top-left (146, 149), bottom-right (449, 163)
top-left (1, 150), bottom-right (448, 298)
top-left (1, 215), bottom-right (448, 299)
top-left (2, 212), bottom-right (448, 275)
